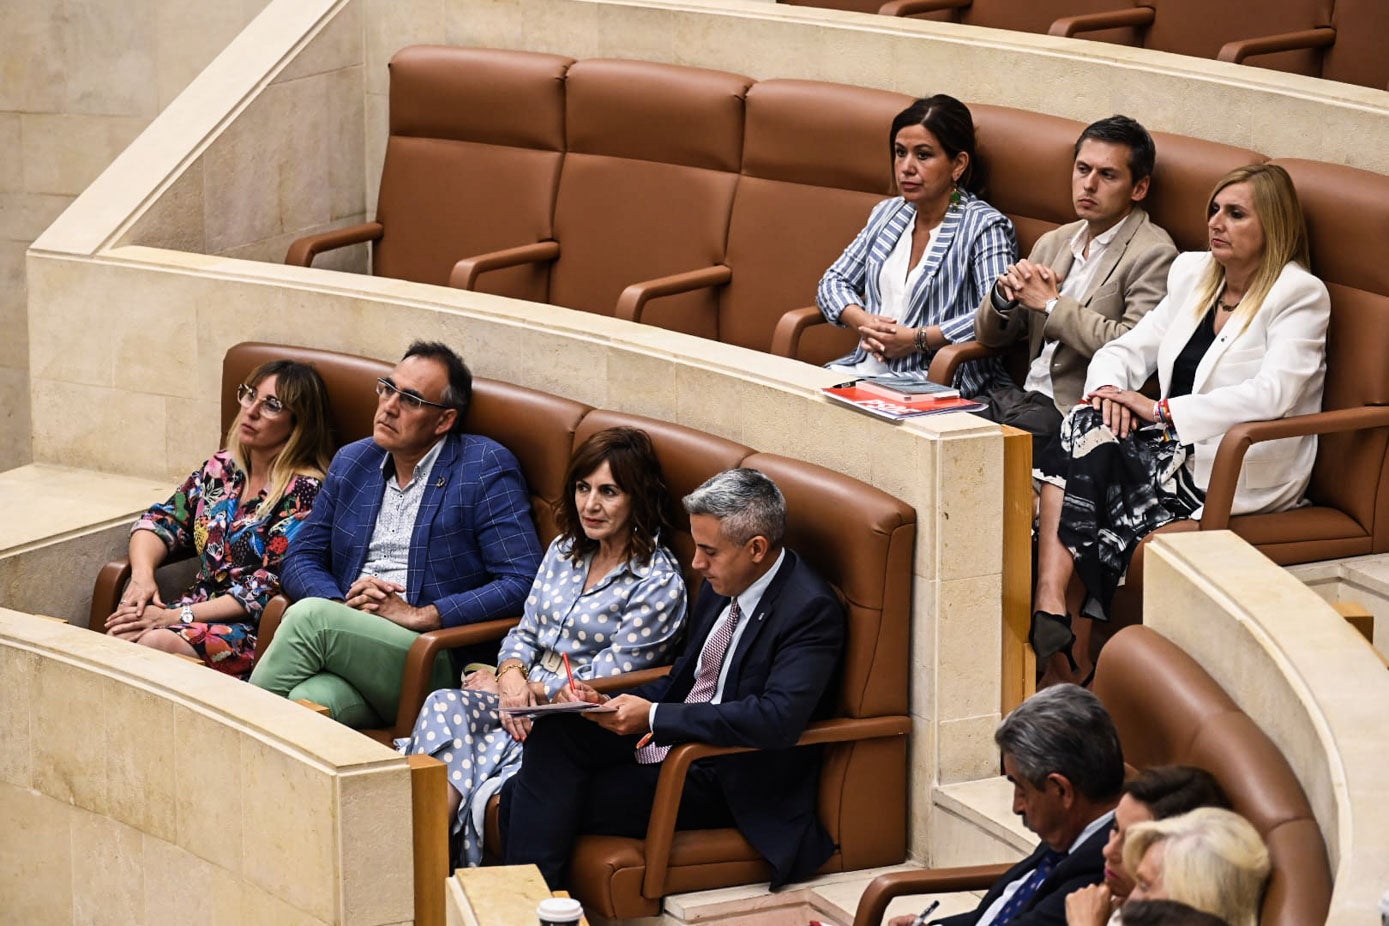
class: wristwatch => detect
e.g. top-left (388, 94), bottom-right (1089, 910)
top-left (1043, 297), bottom-right (1059, 315)
top-left (179, 604), bottom-right (195, 623)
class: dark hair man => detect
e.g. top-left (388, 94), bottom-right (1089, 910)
top-left (249, 341), bottom-right (542, 727)
top-left (500, 468), bottom-right (845, 892)
top-left (971, 115), bottom-right (1178, 449)
top-left (894, 683), bottom-right (1126, 926)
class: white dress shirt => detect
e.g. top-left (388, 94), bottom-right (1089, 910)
top-left (648, 549), bottom-right (786, 730)
top-left (975, 810), bottom-right (1115, 926)
top-left (1022, 220), bottom-right (1123, 398)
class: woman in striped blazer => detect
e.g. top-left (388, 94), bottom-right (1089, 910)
top-left (817, 95), bottom-right (1018, 396)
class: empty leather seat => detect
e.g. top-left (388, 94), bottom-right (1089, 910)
top-left (287, 47), bottom-right (574, 301)
top-left (1053, 0), bottom-right (1335, 77)
top-left (1319, 0), bottom-right (1389, 89)
top-left (452, 59), bottom-right (753, 338)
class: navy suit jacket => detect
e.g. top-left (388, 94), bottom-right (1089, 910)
top-left (631, 549), bottom-right (845, 889)
top-left (933, 816), bottom-right (1110, 926)
top-left (280, 432), bottom-right (542, 629)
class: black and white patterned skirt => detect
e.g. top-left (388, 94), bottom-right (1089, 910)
top-left (1035, 405), bottom-right (1205, 619)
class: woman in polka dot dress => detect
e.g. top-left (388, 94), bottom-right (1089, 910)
top-left (402, 426), bottom-right (688, 864)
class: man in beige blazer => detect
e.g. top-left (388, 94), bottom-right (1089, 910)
top-left (972, 116), bottom-right (1178, 447)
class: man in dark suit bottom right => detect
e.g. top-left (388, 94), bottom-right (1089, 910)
top-left (896, 684), bottom-right (1124, 926)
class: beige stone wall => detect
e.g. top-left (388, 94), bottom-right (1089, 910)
top-left (20, 0), bottom-right (1389, 881)
top-left (0, 0), bottom-right (277, 472)
top-left (1145, 532), bottom-right (1389, 926)
top-left (0, 609), bottom-right (415, 925)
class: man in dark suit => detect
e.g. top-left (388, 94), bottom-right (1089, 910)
top-left (499, 467), bottom-right (845, 890)
top-left (894, 684), bottom-right (1124, 926)
top-left (249, 341), bottom-right (542, 727)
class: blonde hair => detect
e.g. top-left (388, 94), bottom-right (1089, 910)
top-left (1123, 807), bottom-right (1271, 926)
top-left (1193, 163), bottom-right (1311, 333)
top-left (225, 360), bottom-right (334, 512)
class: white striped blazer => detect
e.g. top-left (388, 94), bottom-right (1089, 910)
top-left (817, 192), bottom-right (1018, 395)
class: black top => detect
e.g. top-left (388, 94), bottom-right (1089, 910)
top-left (1168, 306), bottom-right (1219, 399)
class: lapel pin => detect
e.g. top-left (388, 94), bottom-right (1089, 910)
top-left (435, 477), bottom-right (447, 488)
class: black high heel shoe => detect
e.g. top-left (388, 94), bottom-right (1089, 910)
top-left (1029, 610), bottom-right (1079, 674)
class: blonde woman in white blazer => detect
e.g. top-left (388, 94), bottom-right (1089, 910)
top-left (1029, 164), bottom-right (1330, 686)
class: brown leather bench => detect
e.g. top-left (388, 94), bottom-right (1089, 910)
top-left (790, 0), bottom-right (1383, 89)
top-left (90, 341), bottom-right (917, 917)
top-left (284, 47), bottom-right (1389, 610)
top-left (852, 624), bottom-right (1333, 926)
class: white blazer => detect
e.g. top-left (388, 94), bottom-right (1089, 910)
top-left (1084, 251), bottom-right (1330, 517)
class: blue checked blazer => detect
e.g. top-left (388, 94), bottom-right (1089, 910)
top-left (817, 192), bottom-right (1017, 395)
top-left (281, 433), bottom-right (542, 628)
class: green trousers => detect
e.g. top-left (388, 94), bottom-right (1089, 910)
top-left (249, 597), bottom-right (454, 728)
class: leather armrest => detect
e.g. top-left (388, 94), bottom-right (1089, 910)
top-left (90, 558), bottom-right (134, 632)
top-left (254, 595), bottom-right (291, 662)
top-left (615, 265), bottom-right (732, 324)
top-left (90, 551), bottom-right (198, 633)
top-left (926, 341), bottom-right (1001, 386)
top-left (389, 618), bottom-right (523, 737)
top-left (640, 715), bottom-right (911, 898)
top-left (770, 306), bottom-right (829, 359)
top-left (285, 222), bottom-right (384, 267)
top-left (878, 0), bottom-right (970, 17)
top-left (1200, 405), bottom-right (1389, 531)
top-left (448, 241), bottom-right (560, 290)
top-left (1049, 6), bottom-right (1154, 38)
top-left (588, 665), bottom-right (673, 695)
top-left (1218, 27), bottom-right (1335, 64)
top-left (852, 863), bottom-right (1014, 926)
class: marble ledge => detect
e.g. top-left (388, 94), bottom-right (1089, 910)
top-left (0, 610), bottom-right (403, 773)
top-left (35, 245), bottom-right (1005, 444)
top-left (0, 464), bottom-right (170, 555)
top-left (935, 776), bottom-right (1033, 853)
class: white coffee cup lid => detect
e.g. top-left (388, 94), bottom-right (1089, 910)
top-left (537, 897), bottom-right (583, 917)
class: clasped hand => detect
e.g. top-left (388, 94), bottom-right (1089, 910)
top-left (997, 259), bottom-right (1062, 311)
top-left (844, 307), bottom-right (917, 362)
top-left (104, 573), bottom-right (168, 638)
top-left (344, 576), bottom-right (434, 629)
top-left (555, 680), bottom-right (653, 737)
top-left (1084, 385), bottom-right (1157, 439)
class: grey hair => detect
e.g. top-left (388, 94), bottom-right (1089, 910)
top-left (996, 683), bottom-right (1124, 802)
top-left (683, 468), bottom-right (786, 546)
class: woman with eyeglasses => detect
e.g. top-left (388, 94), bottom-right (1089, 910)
top-left (103, 360), bottom-right (334, 678)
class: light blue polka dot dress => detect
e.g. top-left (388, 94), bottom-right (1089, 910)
top-left (403, 536), bottom-right (687, 865)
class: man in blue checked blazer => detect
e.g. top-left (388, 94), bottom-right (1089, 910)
top-left (249, 341), bottom-right (542, 728)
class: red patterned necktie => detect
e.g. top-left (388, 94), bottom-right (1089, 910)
top-left (636, 598), bottom-right (743, 764)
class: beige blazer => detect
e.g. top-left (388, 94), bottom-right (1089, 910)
top-left (974, 207), bottom-right (1176, 411)
top-left (1085, 251), bottom-right (1331, 517)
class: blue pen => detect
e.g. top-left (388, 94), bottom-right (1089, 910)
top-left (910, 899), bottom-right (941, 926)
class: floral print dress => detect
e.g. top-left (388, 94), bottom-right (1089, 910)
top-left (402, 536), bottom-right (688, 866)
top-left (133, 450), bottom-right (321, 679)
